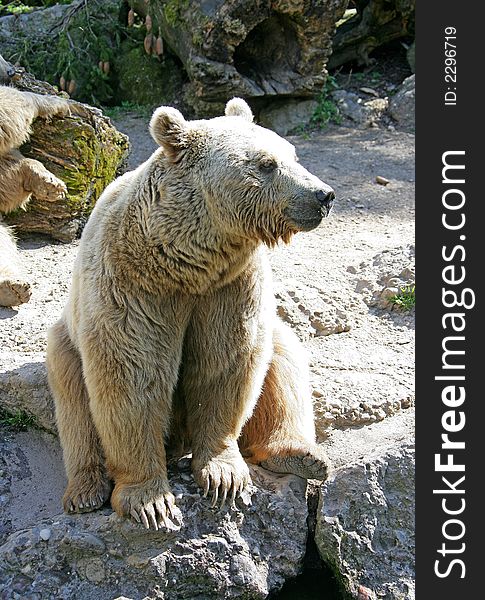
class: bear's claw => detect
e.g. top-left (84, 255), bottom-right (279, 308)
top-left (63, 473), bottom-right (112, 514)
top-left (194, 449), bottom-right (251, 509)
top-left (128, 493), bottom-right (182, 531)
top-left (111, 476), bottom-right (182, 531)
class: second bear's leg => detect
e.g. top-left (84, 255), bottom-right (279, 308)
top-left (183, 274), bottom-right (274, 507)
top-left (46, 319), bottom-right (112, 513)
top-left (239, 320), bottom-right (331, 481)
top-left (0, 223), bottom-right (31, 307)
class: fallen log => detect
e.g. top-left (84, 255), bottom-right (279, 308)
top-left (329, 0), bottom-right (415, 69)
top-left (129, 0), bottom-right (348, 114)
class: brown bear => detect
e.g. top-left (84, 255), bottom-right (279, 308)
top-left (0, 84), bottom-right (69, 307)
top-left (46, 98), bottom-right (335, 530)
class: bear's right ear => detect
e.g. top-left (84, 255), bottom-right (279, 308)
top-left (225, 98), bottom-right (254, 123)
top-left (150, 106), bottom-right (188, 161)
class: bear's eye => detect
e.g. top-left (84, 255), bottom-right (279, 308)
top-left (259, 159), bottom-right (277, 173)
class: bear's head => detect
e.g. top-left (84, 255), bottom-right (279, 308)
top-left (149, 98), bottom-right (335, 246)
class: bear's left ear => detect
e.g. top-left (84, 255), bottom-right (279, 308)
top-left (150, 106), bottom-right (188, 161)
top-left (225, 97), bottom-right (254, 123)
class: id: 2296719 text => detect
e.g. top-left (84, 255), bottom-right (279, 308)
top-left (444, 27), bottom-right (457, 106)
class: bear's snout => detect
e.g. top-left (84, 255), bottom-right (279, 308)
top-left (284, 181), bottom-right (335, 233)
top-left (315, 189), bottom-right (335, 216)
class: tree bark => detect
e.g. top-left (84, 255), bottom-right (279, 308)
top-left (2, 59), bottom-right (130, 242)
top-left (328, 0), bottom-right (415, 69)
top-left (130, 0), bottom-right (348, 115)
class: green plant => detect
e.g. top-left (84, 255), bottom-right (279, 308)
top-left (103, 100), bottom-right (153, 119)
top-left (0, 1), bottom-right (71, 17)
top-left (311, 75), bottom-right (341, 128)
top-left (163, 0), bottom-right (189, 27)
top-left (390, 284), bottom-right (415, 311)
top-left (294, 125), bottom-right (311, 140)
top-left (4, 0), bottom-right (126, 105)
top-left (350, 69), bottom-right (382, 86)
top-left (0, 408), bottom-right (37, 431)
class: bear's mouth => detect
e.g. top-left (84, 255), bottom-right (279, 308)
top-left (285, 205), bottom-right (330, 233)
top-left (291, 216), bottom-right (324, 232)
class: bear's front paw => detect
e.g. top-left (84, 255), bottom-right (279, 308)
top-left (111, 476), bottom-right (182, 531)
top-left (193, 449), bottom-right (251, 509)
top-left (33, 175), bottom-right (67, 202)
top-left (0, 278), bottom-right (31, 307)
top-left (63, 471), bottom-right (112, 514)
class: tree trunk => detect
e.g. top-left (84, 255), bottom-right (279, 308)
top-left (328, 0), bottom-right (415, 69)
top-left (130, 0), bottom-right (348, 115)
top-left (2, 60), bottom-right (130, 242)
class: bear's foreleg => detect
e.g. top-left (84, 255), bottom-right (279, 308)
top-left (0, 223), bottom-right (31, 307)
top-left (183, 280), bottom-right (273, 507)
top-left (77, 311), bottom-right (187, 530)
top-left (46, 319), bottom-right (112, 512)
top-left (239, 320), bottom-right (331, 481)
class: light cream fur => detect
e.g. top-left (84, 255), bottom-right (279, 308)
top-left (0, 85), bottom-right (69, 306)
top-left (47, 98), bottom-right (334, 529)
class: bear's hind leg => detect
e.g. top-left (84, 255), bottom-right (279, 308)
top-left (46, 319), bottom-right (112, 513)
top-left (0, 224), bottom-right (31, 307)
top-left (239, 321), bottom-right (331, 481)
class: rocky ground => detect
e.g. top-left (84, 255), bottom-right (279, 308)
top-left (0, 94), bottom-right (415, 599)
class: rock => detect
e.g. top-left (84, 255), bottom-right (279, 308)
top-left (389, 75), bottom-right (415, 132)
top-left (312, 370), bottom-right (414, 432)
top-left (0, 359), bottom-right (55, 432)
top-left (353, 245), bottom-right (415, 311)
top-left (259, 100), bottom-right (318, 136)
top-left (324, 408), bottom-right (414, 469)
top-left (274, 279), bottom-right (351, 340)
top-left (0, 53), bottom-right (14, 83)
top-left (331, 90), bottom-right (388, 128)
top-left (316, 419), bottom-right (415, 599)
top-left (0, 449), bottom-right (308, 600)
top-left (407, 41), bottom-right (415, 73)
top-left (39, 528), bottom-right (51, 541)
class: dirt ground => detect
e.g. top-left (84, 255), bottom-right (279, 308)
top-left (0, 114), bottom-right (415, 537)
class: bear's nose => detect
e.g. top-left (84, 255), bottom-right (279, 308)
top-left (315, 189), bottom-right (335, 212)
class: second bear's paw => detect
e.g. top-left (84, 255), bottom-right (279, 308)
top-left (34, 175), bottom-right (67, 202)
top-left (111, 476), bottom-right (182, 531)
top-left (0, 278), bottom-right (31, 307)
top-left (193, 449), bottom-right (252, 509)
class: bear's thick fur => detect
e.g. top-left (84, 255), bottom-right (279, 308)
top-left (0, 85), bottom-right (69, 306)
top-left (47, 99), bottom-right (335, 530)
